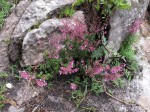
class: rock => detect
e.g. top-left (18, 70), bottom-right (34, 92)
top-left (21, 11), bottom-right (85, 66)
top-left (2, 81), bottom-right (44, 112)
top-left (145, 2), bottom-right (150, 20)
top-left (11, 0), bottom-right (76, 39)
top-left (8, 0), bottom-right (76, 66)
top-left (108, 0), bottom-right (149, 52)
top-left (0, 0), bottom-right (31, 71)
top-left (140, 21), bottom-right (150, 37)
top-left (8, 38), bottom-right (22, 63)
top-left (6, 83), bottom-right (13, 89)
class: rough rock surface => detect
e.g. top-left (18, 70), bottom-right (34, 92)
top-left (108, 0), bottom-right (149, 52)
top-left (11, 0), bottom-right (75, 39)
top-left (0, 0), bottom-right (31, 71)
top-left (2, 81), bottom-right (44, 112)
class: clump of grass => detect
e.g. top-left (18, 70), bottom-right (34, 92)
top-left (118, 34), bottom-right (139, 71)
top-left (119, 35), bottom-right (137, 59)
top-left (0, 85), bottom-right (6, 110)
top-left (0, 72), bottom-right (8, 79)
top-left (60, 6), bottom-right (75, 18)
top-left (0, 0), bottom-right (11, 29)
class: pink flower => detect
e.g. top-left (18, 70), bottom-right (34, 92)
top-left (36, 79), bottom-right (47, 87)
top-left (93, 67), bottom-right (104, 75)
top-left (104, 64), bottom-right (125, 82)
top-left (128, 19), bottom-right (142, 34)
top-left (19, 71), bottom-right (35, 81)
top-left (110, 66), bottom-right (122, 74)
top-left (59, 60), bottom-right (79, 75)
top-left (19, 71), bottom-right (30, 80)
top-left (70, 83), bottom-right (77, 90)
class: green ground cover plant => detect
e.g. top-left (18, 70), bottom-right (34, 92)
top-left (0, 85), bottom-right (6, 109)
top-left (0, 0), bottom-right (11, 29)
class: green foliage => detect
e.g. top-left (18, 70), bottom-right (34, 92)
top-left (37, 58), bottom-right (62, 80)
top-left (0, 0), bottom-right (11, 29)
top-left (10, 64), bottom-right (21, 79)
top-left (0, 85), bottom-right (6, 95)
top-left (72, 0), bottom-right (85, 7)
top-left (71, 89), bottom-right (84, 105)
top-left (118, 34), bottom-right (138, 71)
top-left (13, 0), bottom-right (20, 5)
top-left (0, 95), bottom-right (5, 109)
top-left (109, 0), bottom-right (131, 9)
top-left (70, 77), bottom-right (88, 107)
top-left (119, 35), bottom-right (137, 59)
top-left (60, 7), bottom-right (75, 17)
top-left (110, 58), bottom-right (121, 66)
top-left (0, 72), bottom-right (8, 78)
top-left (113, 78), bottom-right (124, 88)
top-left (60, 0), bottom-right (130, 17)
top-left (73, 0), bottom-right (130, 10)
top-left (91, 46), bottom-right (108, 60)
top-left (124, 69), bottom-right (133, 81)
top-left (91, 78), bottom-right (103, 95)
top-left (0, 85), bottom-right (6, 110)
top-left (60, 40), bottom-right (90, 63)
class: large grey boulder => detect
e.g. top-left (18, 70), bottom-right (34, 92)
top-left (108, 0), bottom-right (149, 52)
top-left (11, 0), bottom-right (76, 39)
top-left (21, 11), bottom-right (85, 66)
top-left (0, 0), bottom-right (76, 71)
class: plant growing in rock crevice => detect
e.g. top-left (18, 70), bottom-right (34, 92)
top-left (118, 19), bottom-right (142, 77)
top-left (17, 0), bottom-right (140, 109)
top-left (21, 19), bottom-right (127, 101)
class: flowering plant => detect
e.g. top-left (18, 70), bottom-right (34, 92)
top-left (19, 71), bottom-right (47, 87)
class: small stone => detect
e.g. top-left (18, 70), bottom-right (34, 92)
top-left (6, 83), bottom-right (13, 89)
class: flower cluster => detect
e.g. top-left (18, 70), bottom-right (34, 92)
top-left (19, 71), bottom-right (35, 80)
top-left (19, 71), bottom-right (47, 87)
top-left (60, 19), bottom-right (88, 40)
top-left (59, 60), bottom-right (79, 75)
top-left (19, 16), bottom-right (126, 90)
top-left (49, 19), bottom-right (88, 59)
top-left (128, 19), bottom-right (142, 34)
top-left (56, 18), bottom-right (126, 83)
top-left (70, 83), bottom-right (77, 90)
top-left (103, 64), bottom-right (126, 82)
top-left (85, 60), bottom-right (104, 77)
top-left (85, 61), bottom-right (125, 82)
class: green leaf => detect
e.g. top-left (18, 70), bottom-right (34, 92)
top-left (91, 46), bottom-right (108, 60)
